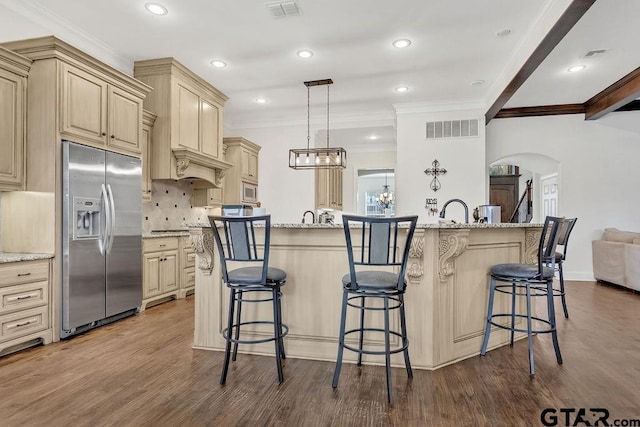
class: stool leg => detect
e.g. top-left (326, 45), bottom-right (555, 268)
top-left (383, 296), bottom-right (393, 404)
top-left (272, 287), bottom-right (284, 383)
top-left (559, 262), bottom-right (569, 318)
top-left (232, 290), bottom-right (243, 361)
top-left (399, 294), bottom-right (413, 378)
top-left (546, 280), bottom-right (563, 364)
top-left (510, 281), bottom-right (516, 346)
top-left (276, 286), bottom-right (286, 360)
top-left (221, 288), bottom-right (236, 385)
top-left (481, 277), bottom-right (497, 356)
top-left (357, 296), bottom-right (365, 366)
top-left (525, 283), bottom-right (535, 376)
top-left (332, 290), bottom-right (349, 388)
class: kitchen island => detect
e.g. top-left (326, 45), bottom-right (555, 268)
top-left (187, 222), bottom-right (542, 370)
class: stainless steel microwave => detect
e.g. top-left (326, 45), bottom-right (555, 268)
top-left (242, 182), bottom-right (257, 204)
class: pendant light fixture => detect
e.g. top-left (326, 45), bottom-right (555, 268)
top-left (289, 79), bottom-right (347, 169)
top-left (377, 172), bottom-right (394, 208)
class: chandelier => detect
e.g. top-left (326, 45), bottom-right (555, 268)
top-left (289, 79), bottom-right (347, 169)
top-left (377, 173), bottom-right (394, 208)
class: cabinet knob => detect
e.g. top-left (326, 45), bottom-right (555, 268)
top-left (101, 132), bottom-right (106, 136)
top-left (110, 135), bottom-right (115, 139)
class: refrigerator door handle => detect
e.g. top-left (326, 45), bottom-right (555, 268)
top-left (99, 184), bottom-right (110, 256)
top-left (106, 184), bottom-right (116, 254)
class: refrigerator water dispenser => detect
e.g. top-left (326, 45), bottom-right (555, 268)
top-left (73, 197), bottom-right (101, 240)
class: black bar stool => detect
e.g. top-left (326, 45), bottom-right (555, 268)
top-left (480, 216), bottom-right (566, 375)
top-left (332, 214), bottom-right (418, 404)
top-left (554, 217), bottom-right (577, 318)
top-left (208, 214), bottom-right (288, 385)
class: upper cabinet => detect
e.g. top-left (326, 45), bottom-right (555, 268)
top-left (1, 36), bottom-right (151, 192)
top-left (0, 47), bottom-right (31, 191)
top-left (141, 110), bottom-right (157, 202)
top-left (315, 167), bottom-right (343, 211)
top-left (133, 58), bottom-right (232, 187)
top-left (223, 137), bottom-right (261, 206)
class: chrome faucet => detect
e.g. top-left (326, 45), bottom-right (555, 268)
top-left (439, 199), bottom-right (469, 223)
top-left (302, 210), bottom-right (315, 224)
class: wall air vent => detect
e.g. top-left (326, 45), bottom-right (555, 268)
top-left (583, 49), bottom-right (607, 58)
top-left (265, 1), bottom-right (302, 18)
top-left (426, 119), bottom-right (479, 139)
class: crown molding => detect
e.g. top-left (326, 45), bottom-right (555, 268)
top-left (0, 0), bottom-right (133, 73)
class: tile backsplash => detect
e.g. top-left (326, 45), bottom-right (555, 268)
top-left (143, 180), bottom-right (209, 232)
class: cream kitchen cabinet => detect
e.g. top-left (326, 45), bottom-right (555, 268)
top-left (179, 236), bottom-right (196, 298)
top-left (315, 167), bottom-right (343, 210)
top-left (142, 237), bottom-right (180, 310)
top-left (60, 63), bottom-right (144, 155)
top-left (133, 58), bottom-right (231, 186)
top-left (1, 36), bottom-right (151, 194)
top-left (0, 47), bottom-right (30, 191)
top-left (0, 259), bottom-right (53, 356)
top-left (222, 137), bottom-right (261, 206)
top-left (141, 110), bottom-right (157, 202)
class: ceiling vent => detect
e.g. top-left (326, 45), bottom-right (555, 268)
top-left (265, 1), bottom-right (302, 18)
top-left (426, 119), bottom-right (479, 139)
top-left (583, 49), bottom-right (607, 58)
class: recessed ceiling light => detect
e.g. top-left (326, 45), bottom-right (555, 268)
top-left (368, 135), bottom-right (378, 140)
top-left (471, 80), bottom-right (485, 86)
top-left (392, 39), bottom-right (412, 49)
top-left (395, 86), bottom-right (409, 93)
top-left (210, 60), bottom-right (227, 68)
top-left (297, 50), bottom-right (313, 59)
top-left (255, 98), bottom-right (268, 104)
top-left (496, 29), bottom-right (511, 37)
top-left (567, 64), bottom-right (586, 73)
top-left (144, 2), bottom-right (168, 15)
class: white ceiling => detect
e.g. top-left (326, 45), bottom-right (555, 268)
top-left (0, 0), bottom-right (637, 148)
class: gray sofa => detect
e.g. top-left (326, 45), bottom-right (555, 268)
top-left (592, 228), bottom-right (640, 291)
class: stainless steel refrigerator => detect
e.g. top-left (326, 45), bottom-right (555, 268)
top-left (61, 141), bottom-right (142, 338)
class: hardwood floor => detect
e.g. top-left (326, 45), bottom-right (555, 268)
top-left (1, 281), bottom-right (639, 426)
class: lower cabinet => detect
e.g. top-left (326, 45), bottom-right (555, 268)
top-left (142, 237), bottom-right (180, 310)
top-left (141, 235), bottom-right (196, 310)
top-left (0, 259), bottom-right (52, 356)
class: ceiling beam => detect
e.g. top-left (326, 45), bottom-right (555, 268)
top-left (583, 67), bottom-right (640, 120)
top-left (485, 0), bottom-right (597, 124)
top-left (494, 104), bottom-right (585, 119)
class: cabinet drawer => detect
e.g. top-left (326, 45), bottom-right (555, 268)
top-left (0, 281), bottom-right (48, 315)
top-left (184, 267), bottom-right (195, 289)
top-left (0, 306), bottom-right (48, 343)
top-left (144, 237), bottom-right (178, 253)
top-left (185, 251), bottom-right (196, 269)
top-left (0, 260), bottom-right (49, 287)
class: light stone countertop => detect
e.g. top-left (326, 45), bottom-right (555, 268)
top-left (143, 231), bottom-right (191, 238)
top-left (185, 222), bottom-right (543, 229)
top-left (0, 252), bottom-right (54, 264)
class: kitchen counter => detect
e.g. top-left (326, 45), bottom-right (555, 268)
top-left (0, 252), bottom-right (54, 263)
top-left (186, 222), bottom-right (543, 370)
top-left (143, 230), bottom-right (191, 238)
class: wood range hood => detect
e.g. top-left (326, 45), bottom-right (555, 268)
top-left (171, 147), bottom-right (231, 188)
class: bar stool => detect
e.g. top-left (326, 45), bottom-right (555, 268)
top-left (554, 217), bottom-right (577, 318)
top-left (208, 214), bottom-right (288, 385)
top-left (332, 214), bottom-right (418, 404)
top-left (480, 216), bottom-right (566, 375)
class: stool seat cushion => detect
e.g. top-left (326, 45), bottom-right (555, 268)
top-left (228, 266), bottom-right (287, 285)
top-left (490, 263), bottom-right (555, 280)
top-left (342, 271), bottom-right (402, 291)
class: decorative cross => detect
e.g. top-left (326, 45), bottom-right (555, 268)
top-left (424, 159), bottom-right (447, 192)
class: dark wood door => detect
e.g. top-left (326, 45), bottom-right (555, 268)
top-left (490, 175), bottom-right (519, 223)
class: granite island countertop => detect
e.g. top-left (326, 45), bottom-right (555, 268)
top-left (185, 222), bottom-right (543, 229)
top-left (143, 230), bottom-right (191, 238)
top-left (0, 252), bottom-right (55, 264)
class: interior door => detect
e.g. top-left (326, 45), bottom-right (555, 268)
top-left (490, 175), bottom-right (520, 223)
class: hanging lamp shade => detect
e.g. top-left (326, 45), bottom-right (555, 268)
top-left (289, 79), bottom-right (347, 170)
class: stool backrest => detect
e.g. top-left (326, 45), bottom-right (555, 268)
top-left (538, 216), bottom-right (566, 275)
top-left (342, 214), bottom-right (418, 292)
top-left (208, 215), bottom-right (271, 284)
top-left (557, 217), bottom-right (577, 259)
